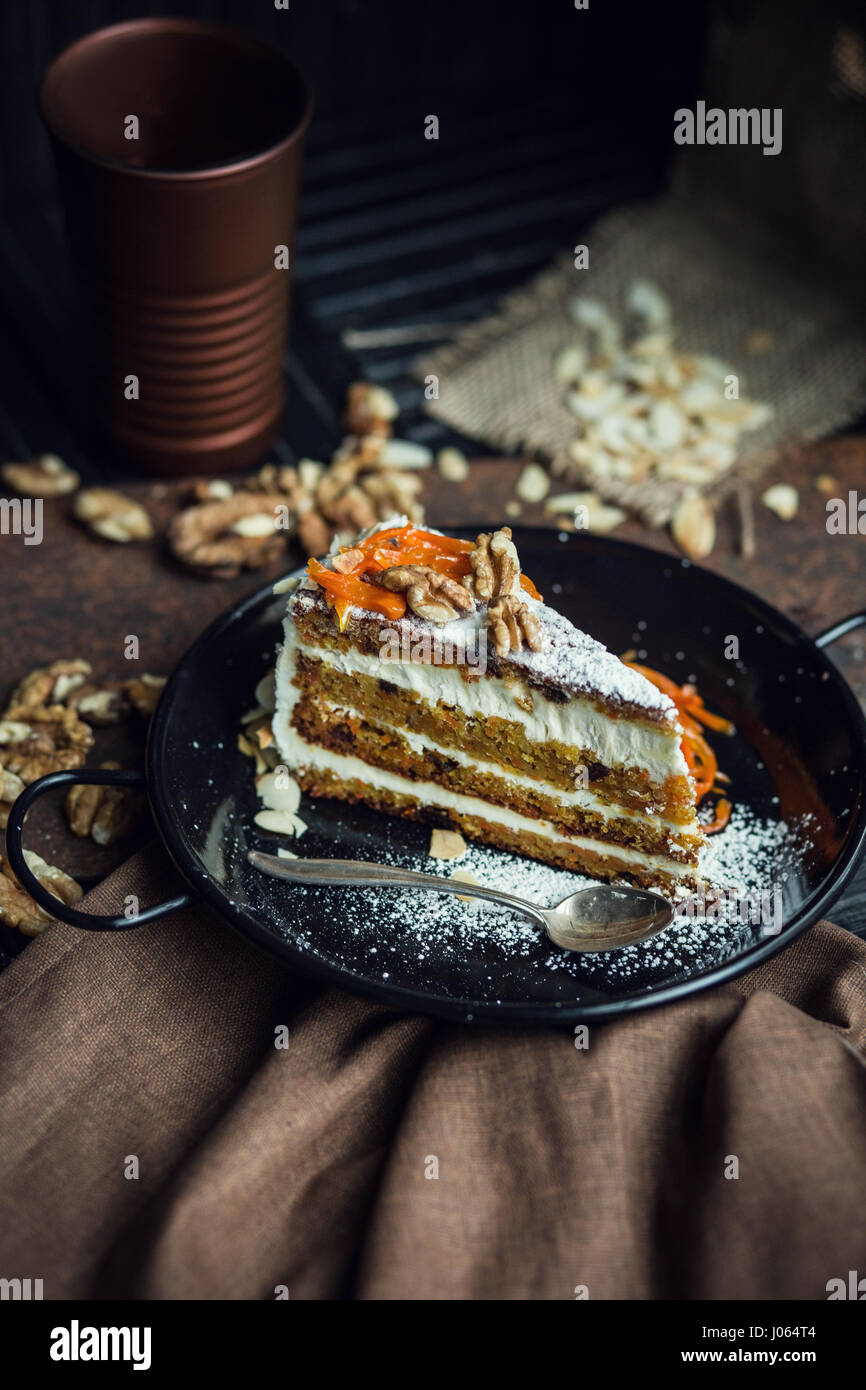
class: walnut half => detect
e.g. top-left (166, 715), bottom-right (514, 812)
top-left (168, 492), bottom-right (288, 578)
top-left (486, 595), bottom-right (543, 658)
top-left (468, 527), bottom-right (521, 600)
top-left (376, 565), bottom-right (475, 624)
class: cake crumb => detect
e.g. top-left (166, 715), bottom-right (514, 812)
top-left (429, 828), bottom-right (467, 860)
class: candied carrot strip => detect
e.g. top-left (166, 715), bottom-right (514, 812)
top-left (307, 558), bottom-right (407, 621)
top-left (360, 526), bottom-right (473, 556)
top-left (348, 525), bottom-right (544, 599)
top-left (702, 797), bottom-right (732, 834)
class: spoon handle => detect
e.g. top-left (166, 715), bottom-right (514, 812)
top-left (247, 851), bottom-right (550, 930)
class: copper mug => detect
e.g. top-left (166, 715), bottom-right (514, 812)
top-left (39, 18), bottom-right (313, 475)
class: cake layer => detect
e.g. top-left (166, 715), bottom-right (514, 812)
top-left (272, 708), bottom-right (698, 892)
top-left (291, 693), bottom-right (702, 864)
top-left (290, 574), bottom-right (679, 725)
top-left (291, 643), bottom-right (696, 822)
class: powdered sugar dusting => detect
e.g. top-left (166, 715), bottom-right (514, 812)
top-left (272, 800), bottom-right (810, 997)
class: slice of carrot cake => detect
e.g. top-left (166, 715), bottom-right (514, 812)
top-left (272, 519), bottom-right (710, 892)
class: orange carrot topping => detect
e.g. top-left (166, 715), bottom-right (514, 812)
top-left (307, 557), bottom-right (407, 626)
top-left (702, 797), bottom-right (732, 834)
top-left (311, 525), bottom-right (543, 604)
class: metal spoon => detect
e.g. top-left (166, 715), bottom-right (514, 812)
top-left (247, 851), bottom-right (674, 953)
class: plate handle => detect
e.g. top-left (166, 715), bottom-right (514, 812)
top-left (813, 611), bottom-right (866, 648)
top-left (4, 768), bottom-right (194, 931)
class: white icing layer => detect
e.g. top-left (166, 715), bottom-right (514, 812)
top-left (289, 635), bottom-right (690, 789)
top-left (273, 630), bottom-right (695, 881)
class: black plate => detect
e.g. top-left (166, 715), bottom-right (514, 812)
top-left (136, 528), bottom-right (866, 1024)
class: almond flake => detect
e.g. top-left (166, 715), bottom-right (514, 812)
top-left (515, 462), bottom-right (550, 504)
top-left (450, 868), bottom-right (482, 905)
top-left (436, 447), bottom-right (469, 482)
top-left (429, 828), bottom-right (467, 860)
top-left (671, 493), bottom-right (716, 561)
top-left (761, 484), bottom-right (798, 520)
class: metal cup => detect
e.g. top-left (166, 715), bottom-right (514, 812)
top-left (39, 18), bottom-right (313, 475)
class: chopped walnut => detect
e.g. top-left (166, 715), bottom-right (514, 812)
top-left (6, 659), bottom-right (92, 711)
top-left (468, 527), bottom-right (521, 601)
top-left (1, 453), bottom-right (80, 497)
top-left (359, 469), bottom-right (424, 522)
top-left (324, 484), bottom-right (378, 534)
top-left (314, 455), bottom-right (365, 519)
top-left (65, 762), bottom-right (144, 846)
top-left (73, 488), bottom-right (154, 543)
top-left (297, 509), bottom-right (333, 557)
top-left (271, 382), bottom-right (430, 556)
top-left (0, 767), bottom-right (25, 829)
top-left (68, 683), bottom-right (131, 726)
top-left (168, 492), bottom-right (287, 578)
top-left (0, 852), bottom-right (83, 936)
top-left (376, 565), bottom-right (475, 624)
top-left (251, 463), bottom-right (300, 501)
top-left (0, 859), bottom-right (52, 933)
top-left (344, 382), bottom-right (399, 438)
top-left (0, 705), bottom-right (93, 783)
top-left (0, 767), bottom-right (24, 802)
top-left (190, 478), bottom-right (234, 503)
top-left (486, 595), bottom-right (543, 657)
top-left (124, 674), bottom-right (167, 721)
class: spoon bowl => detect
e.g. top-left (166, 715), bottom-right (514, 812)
top-left (541, 885), bottom-right (674, 952)
top-left (247, 852), bottom-right (675, 954)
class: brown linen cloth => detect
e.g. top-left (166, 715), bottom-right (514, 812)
top-left (1, 842), bottom-right (865, 1301)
